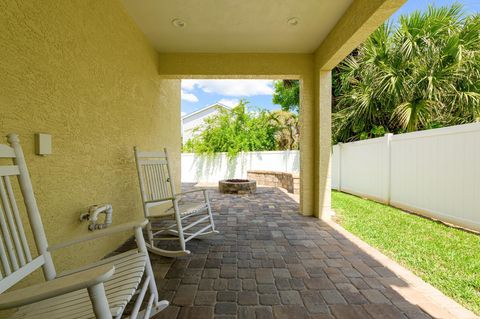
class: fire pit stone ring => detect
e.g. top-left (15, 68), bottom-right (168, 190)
top-left (218, 179), bottom-right (256, 194)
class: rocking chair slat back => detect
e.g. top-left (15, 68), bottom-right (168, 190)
top-left (0, 134), bottom-right (56, 294)
top-left (134, 148), bottom-right (175, 208)
top-left (0, 145), bottom-right (16, 158)
top-left (0, 175), bottom-right (32, 267)
top-left (0, 166), bottom-right (20, 176)
top-left (0, 178), bottom-right (22, 271)
top-left (135, 151), bottom-right (166, 159)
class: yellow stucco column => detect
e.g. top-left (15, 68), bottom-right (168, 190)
top-left (313, 70), bottom-right (332, 218)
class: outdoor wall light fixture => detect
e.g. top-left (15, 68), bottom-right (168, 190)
top-left (287, 17), bottom-right (299, 26)
top-left (172, 18), bottom-right (186, 28)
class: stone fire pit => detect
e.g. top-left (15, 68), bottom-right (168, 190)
top-left (218, 179), bottom-right (256, 194)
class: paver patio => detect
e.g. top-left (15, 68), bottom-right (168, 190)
top-left (119, 185), bottom-right (477, 319)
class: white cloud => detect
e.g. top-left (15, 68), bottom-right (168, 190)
top-left (217, 98), bottom-right (239, 107)
top-left (181, 90), bottom-right (199, 103)
top-left (181, 112), bottom-right (186, 116)
top-left (181, 79), bottom-right (274, 97)
top-left (181, 80), bottom-right (196, 91)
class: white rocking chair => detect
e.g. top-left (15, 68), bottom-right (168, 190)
top-left (0, 134), bottom-right (168, 319)
top-left (134, 147), bottom-right (218, 257)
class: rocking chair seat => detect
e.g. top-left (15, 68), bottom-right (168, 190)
top-left (10, 250), bottom-right (147, 319)
top-left (148, 202), bottom-right (208, 219)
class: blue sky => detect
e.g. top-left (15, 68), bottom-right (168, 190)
top-left (181, 0), bottom-right (479, 116)
top-left (391, 0), bottom-right (480, 21)
top-left (181, 79), bottom-right (277, 115)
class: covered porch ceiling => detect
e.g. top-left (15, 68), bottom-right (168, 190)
top-left (121, 0), bottom-right (353, 53)
top-left (121, 0), bottom-right (406, 70)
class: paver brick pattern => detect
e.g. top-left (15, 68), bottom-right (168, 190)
top-left (119, 185), bottom-right (438, 319)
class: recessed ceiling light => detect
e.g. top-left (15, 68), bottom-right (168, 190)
top-left (287, 17), bottom-right (299, 26)
top-left (172, 18), bottom-right (186, 28)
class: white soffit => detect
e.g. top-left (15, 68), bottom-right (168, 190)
top-left (121, 0), bottom-right (353, 53)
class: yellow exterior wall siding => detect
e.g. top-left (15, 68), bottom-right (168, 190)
top-left (0, 0), bottom-right (180, 277)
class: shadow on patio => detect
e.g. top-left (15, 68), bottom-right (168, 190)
top-left (118, 185), bottom-right (472, 319)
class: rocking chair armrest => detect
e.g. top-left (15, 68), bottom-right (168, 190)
top-left (48, 219), bottom-right (148, 252)
top-left (0, 263), bottom-right (115, 309)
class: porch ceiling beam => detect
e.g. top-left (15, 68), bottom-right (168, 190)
top-left (157, 53), bottom-right (313, 78)
top-left (314, 0), bottom-right (406, 71)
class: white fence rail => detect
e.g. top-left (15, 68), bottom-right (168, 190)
top-left (181, 150), bottom-right (300, 183)
top-left (331, 123), bottom-right (480, 232)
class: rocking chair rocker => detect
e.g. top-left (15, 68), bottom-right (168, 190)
top-left (134, 147), bottom-right (218, 257)
top-left (0, 134), bottom-right (168, 319)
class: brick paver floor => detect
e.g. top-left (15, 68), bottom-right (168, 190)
top-left (123, 185), bottom-right (477, 319)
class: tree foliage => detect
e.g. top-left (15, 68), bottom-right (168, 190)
top-left (272, 80), bottom-right (300, 113)
top-left (333, 4), bottom-right (480, 143)
top-left (183, 100), bottom-right (298, 156)
top-left (185, 5), bottom-right (480, 151)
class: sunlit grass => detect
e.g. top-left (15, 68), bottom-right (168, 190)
top-left (332, 191), bottom-right (480, 315)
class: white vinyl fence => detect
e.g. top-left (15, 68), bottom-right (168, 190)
top-left (181, 150), bottom-right (300, 183)
top-left (332, 122), bottom-right (480, 232)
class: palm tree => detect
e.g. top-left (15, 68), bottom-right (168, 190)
top-left (333, 4), bottom-right (480, 143)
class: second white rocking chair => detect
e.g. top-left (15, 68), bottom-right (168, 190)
top-left (134, 147), bottom-right (218, 257)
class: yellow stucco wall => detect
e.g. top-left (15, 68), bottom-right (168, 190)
top-left (313, 71), bottom-right (332, 218)
top-left (0, 0), bottom-right (181, 282)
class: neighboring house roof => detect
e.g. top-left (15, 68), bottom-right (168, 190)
top-left (181, 102), bottom-right (231, 121)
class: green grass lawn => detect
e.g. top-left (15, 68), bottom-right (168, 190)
top-left (331, 191), bottom-right (480, 315)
